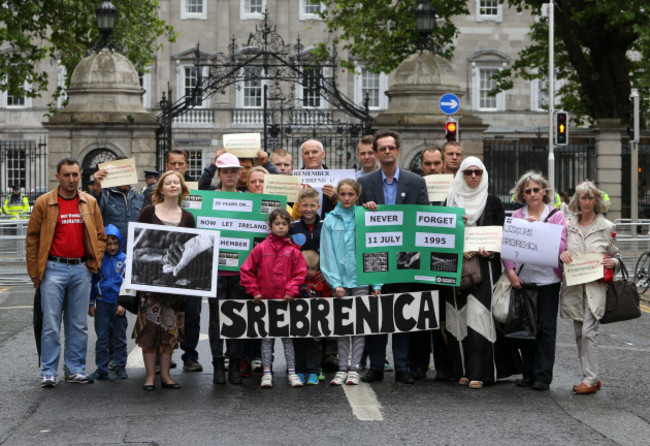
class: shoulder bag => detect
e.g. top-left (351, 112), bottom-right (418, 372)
top-left (460, 213), bottom-right (485, 290)
top-left (600, 260), bottom-right (641, 324)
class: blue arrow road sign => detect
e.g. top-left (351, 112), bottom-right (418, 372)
top-left (439, 93), bottom-right (460, 115)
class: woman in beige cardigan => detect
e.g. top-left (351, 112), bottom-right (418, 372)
top-left (559, 181), bottom-right (620, 395)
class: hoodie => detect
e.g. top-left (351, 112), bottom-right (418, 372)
top-left (90, 224), bottom-right (126, 304)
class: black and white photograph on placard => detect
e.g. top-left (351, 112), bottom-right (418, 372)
top-left (125, 222), bottom-right (220, 297)
top-left (430, 252), bottom-right (458, 273)
top-left (397, 252), bottom-right (421, 270)
top-left (363, 252), bottom-right (389, 273)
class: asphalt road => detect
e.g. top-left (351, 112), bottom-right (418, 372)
top-left (0, 284), bottom-right (649, 446)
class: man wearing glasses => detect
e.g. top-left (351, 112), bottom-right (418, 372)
top-left (357, 129), bottom-right (429, 384)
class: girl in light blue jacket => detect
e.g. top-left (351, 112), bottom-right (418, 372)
top-left (320, 179), bottom-right (381, 385)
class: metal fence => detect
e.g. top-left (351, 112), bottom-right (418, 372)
top-left (0, 139), bottom-right (48, 211)
top-left (484, 139), bottom-right (596, 210)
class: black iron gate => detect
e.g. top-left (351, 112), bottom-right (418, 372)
top-left (0, 139), bottom-right (48, 209)
top-left (484, 138), bottom-right (596, 209)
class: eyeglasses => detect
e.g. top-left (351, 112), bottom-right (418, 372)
top-left (524, 187), bottom-right (542, 195)
top-left (463, 169), bottom-right (483, 177)
top-left (377, 145), bottom-right (397, 153)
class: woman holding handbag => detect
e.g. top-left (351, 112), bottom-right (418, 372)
top-left (504, 171), bottom-right (567, 391)
top-left (445, 157), bottom-right (520, 388)
top-left (559, 181), bottom-right (619, 394)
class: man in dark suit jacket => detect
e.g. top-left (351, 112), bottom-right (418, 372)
top-left (357, 129), bottom-right (428, 384)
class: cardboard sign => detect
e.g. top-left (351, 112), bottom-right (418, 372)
top-left (292, 169), bottom-right (356, 187)
top-left (355, 205), bottom-right (465, 286)
top-left (464, 226), bottom-right (503, 253)
top-left (564, 253), bottom-right (604, 286)
top-left (185, 181), bottom-right (199, 191)
top-left (219, 291), bottom-right (439, 339)
top-left (223, 133), bottom-right (261, 158)
top-left (182, 190), bottom-right (287, 271)
top-left (125, 222), bottom-right (220, 298)
top-left (97, 158), bottom-right (138, 188)
top-left (424, 174), bottom-right (454, 203)
top-left (501, 217), bottom-right (562, 267)
top-left (263, 174), bottom-right (302, 202)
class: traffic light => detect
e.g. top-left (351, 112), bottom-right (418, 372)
top-left (628, 92), bottom-right (640, 143)
top-left (445, 119), bottom-right (458, 142)
top-left (555, 111), bottom-right (568, 146)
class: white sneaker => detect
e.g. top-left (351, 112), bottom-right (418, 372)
top-left (346, 371), bottom-right (360, 385)
top-left (260, 374), bottom-right (273, 388)
top-left (41, 375), bottom-right (56, 388)
top-left (330, 371), bottom-right (347, 386)
top-left (288, 373), bottom-right (303, 387)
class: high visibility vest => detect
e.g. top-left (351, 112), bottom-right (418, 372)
top-left (3, 194), bottom-right (29, 219)
top-left (601, 191), bottom-right (611, 206)
top-left (554, 192), bottom-right (562, 209)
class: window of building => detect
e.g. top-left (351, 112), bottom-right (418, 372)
top-left (240, 67), bottom-right (263, 108)
top-left (185, 149), bottom-right (203, 180)
top-left (181, 0), bottom-right (207, 20)
top-left (140, 72), bottom-right (151, 109)
top-left (531, 77), bottom-right (548, 112)
top-left (241, 0), bottom-right (265, 19)
top-left (301, 66), bottom-right (322, 108)
top-left (354, 67), bottom-right (388, 110)
top-left (476, 0), bottom-right (502, 22)
top-left (471, 66), bottom-right (505, 111)
top-left (299, 0), bottom-right (323, 20)
top-left (1, 81), bottom-right (32, 108)
top-left (178, 64), bottom-right (208, 108)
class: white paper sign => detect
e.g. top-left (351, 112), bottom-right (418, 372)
top-left (365, 232), bottom-right (403, 247)
top-left (98, 158), bottom-right (138, 188)
top-left (500, 217), bottom-right (562, 267)
top-left (464, 226), bottom-right (503, 253)
top-left (292, 169), bottom-right (356, 187)
top-left (424, 174), bottom-right (454, 203)
top-left (365, 211), bottom-right (404, 226)
top-left (223, 133), bottom-right (261, 158)
top-left (564, 253), bottom-right (604, 286)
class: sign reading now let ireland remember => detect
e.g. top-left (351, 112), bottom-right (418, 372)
top-left (183, 190), bottom-right (287, 271)
top-left (355, 205), bottom-right (465, 286)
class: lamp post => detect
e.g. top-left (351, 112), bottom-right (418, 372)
top-left (414, 0), bottom-right (436, 53)
top-left (95, 0), bottom-right (118, 50)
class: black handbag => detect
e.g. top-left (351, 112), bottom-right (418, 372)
top-left (504, 283), bottom-right (539, 341)
top-left (600, 261), bottom-right (641, 324)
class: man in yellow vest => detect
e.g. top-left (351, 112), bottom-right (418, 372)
top-left (3, 184), bottom-right (29, 219)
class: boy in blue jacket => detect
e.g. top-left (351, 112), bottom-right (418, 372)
top-left (88, 224), bottom-right (128, 380)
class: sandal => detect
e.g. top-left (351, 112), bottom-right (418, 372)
top-left (469, 380), bottom-right (483, 389)
top-left (458, 377), bottom-right (469, 385)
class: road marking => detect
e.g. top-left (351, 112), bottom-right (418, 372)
top-left (342, 383), bottom-right (383, 421)
top-left (640, 303), bottom-right (649, 313)
top-left (0, 287), bottom-right (10, 293)
top-left (0, 305), bottom-right (32, 310)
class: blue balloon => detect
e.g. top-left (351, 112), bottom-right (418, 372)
top-left (291, 233), bottom-right (307, 246)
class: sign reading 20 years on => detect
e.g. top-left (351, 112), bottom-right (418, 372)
top-left (355, 205), bottom-right (465, 286)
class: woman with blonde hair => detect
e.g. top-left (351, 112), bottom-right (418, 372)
top-left (504, 171), bottom-right (567, 391)
top-left (134, 170), bottom-right (195, 390)
top-left (559, 181), bottom-right (619, 394)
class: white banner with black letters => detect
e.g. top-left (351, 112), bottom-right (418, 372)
top-left (219, 291), bottom-right (439, 339)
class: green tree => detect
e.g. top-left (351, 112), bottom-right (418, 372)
top-left (318, 0), bottom-right (649, 124)
top-left (0, 0), bottom-right (175, 109)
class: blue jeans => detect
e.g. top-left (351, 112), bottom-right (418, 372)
top-left (40, 260), bottom-right (92, 377)
top-left (94, 299), bottom-right (128, 373)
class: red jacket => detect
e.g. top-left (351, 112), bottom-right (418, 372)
top-left (240, 234), bottom-right (307, 300)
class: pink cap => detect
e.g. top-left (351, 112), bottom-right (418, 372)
top-left (216, 153), bottom-right (242, 169)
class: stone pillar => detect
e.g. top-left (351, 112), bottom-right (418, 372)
top-left (594, 119), bottom-right (623, 220)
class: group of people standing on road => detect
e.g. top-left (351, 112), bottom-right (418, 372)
top-left (26, 129), bottom-right (620, 396)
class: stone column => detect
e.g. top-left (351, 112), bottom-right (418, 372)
top-left (594, 119), bottom-right (623, 220)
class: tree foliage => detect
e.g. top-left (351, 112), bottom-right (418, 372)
top-left (317, 0), bottom-right (469, 74)
top-left (318, 0), bottom-right (650, 124)
top-left (0, 0), bottom-right (175, 109)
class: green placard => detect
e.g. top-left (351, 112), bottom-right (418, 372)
top-left (355, 205), bottom-right (465, 286)
top-left (182, 190), bottom-right (287, 271)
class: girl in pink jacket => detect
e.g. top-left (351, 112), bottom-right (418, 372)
top-left (240, 208), bottom-right (307, 388)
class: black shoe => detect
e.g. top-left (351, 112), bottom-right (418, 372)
top-left (515, 378), bottom-right (532, 387)
top-left (143, 384), bottom-right (155, 391)
top-left (434, 371), bottom-right (452, 382)
top-left (395, 370), bottom-right (415, 384)
top-left (531, 381), bottom-right (549, 391)
top-left (161, 381), bottom-right (181, 389)
top-left (361, 369), bottom-right (384, 383)
top-left (410, 368), bottom-right (427, 380)
top-left (170, 359), bottom-right (177, 369)
top-left (213, 358), bottom-right (226, 385)
top-left (183, 359), bottom-right (203, 372)
top-left (228, 357), bottom-right (242, 385)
